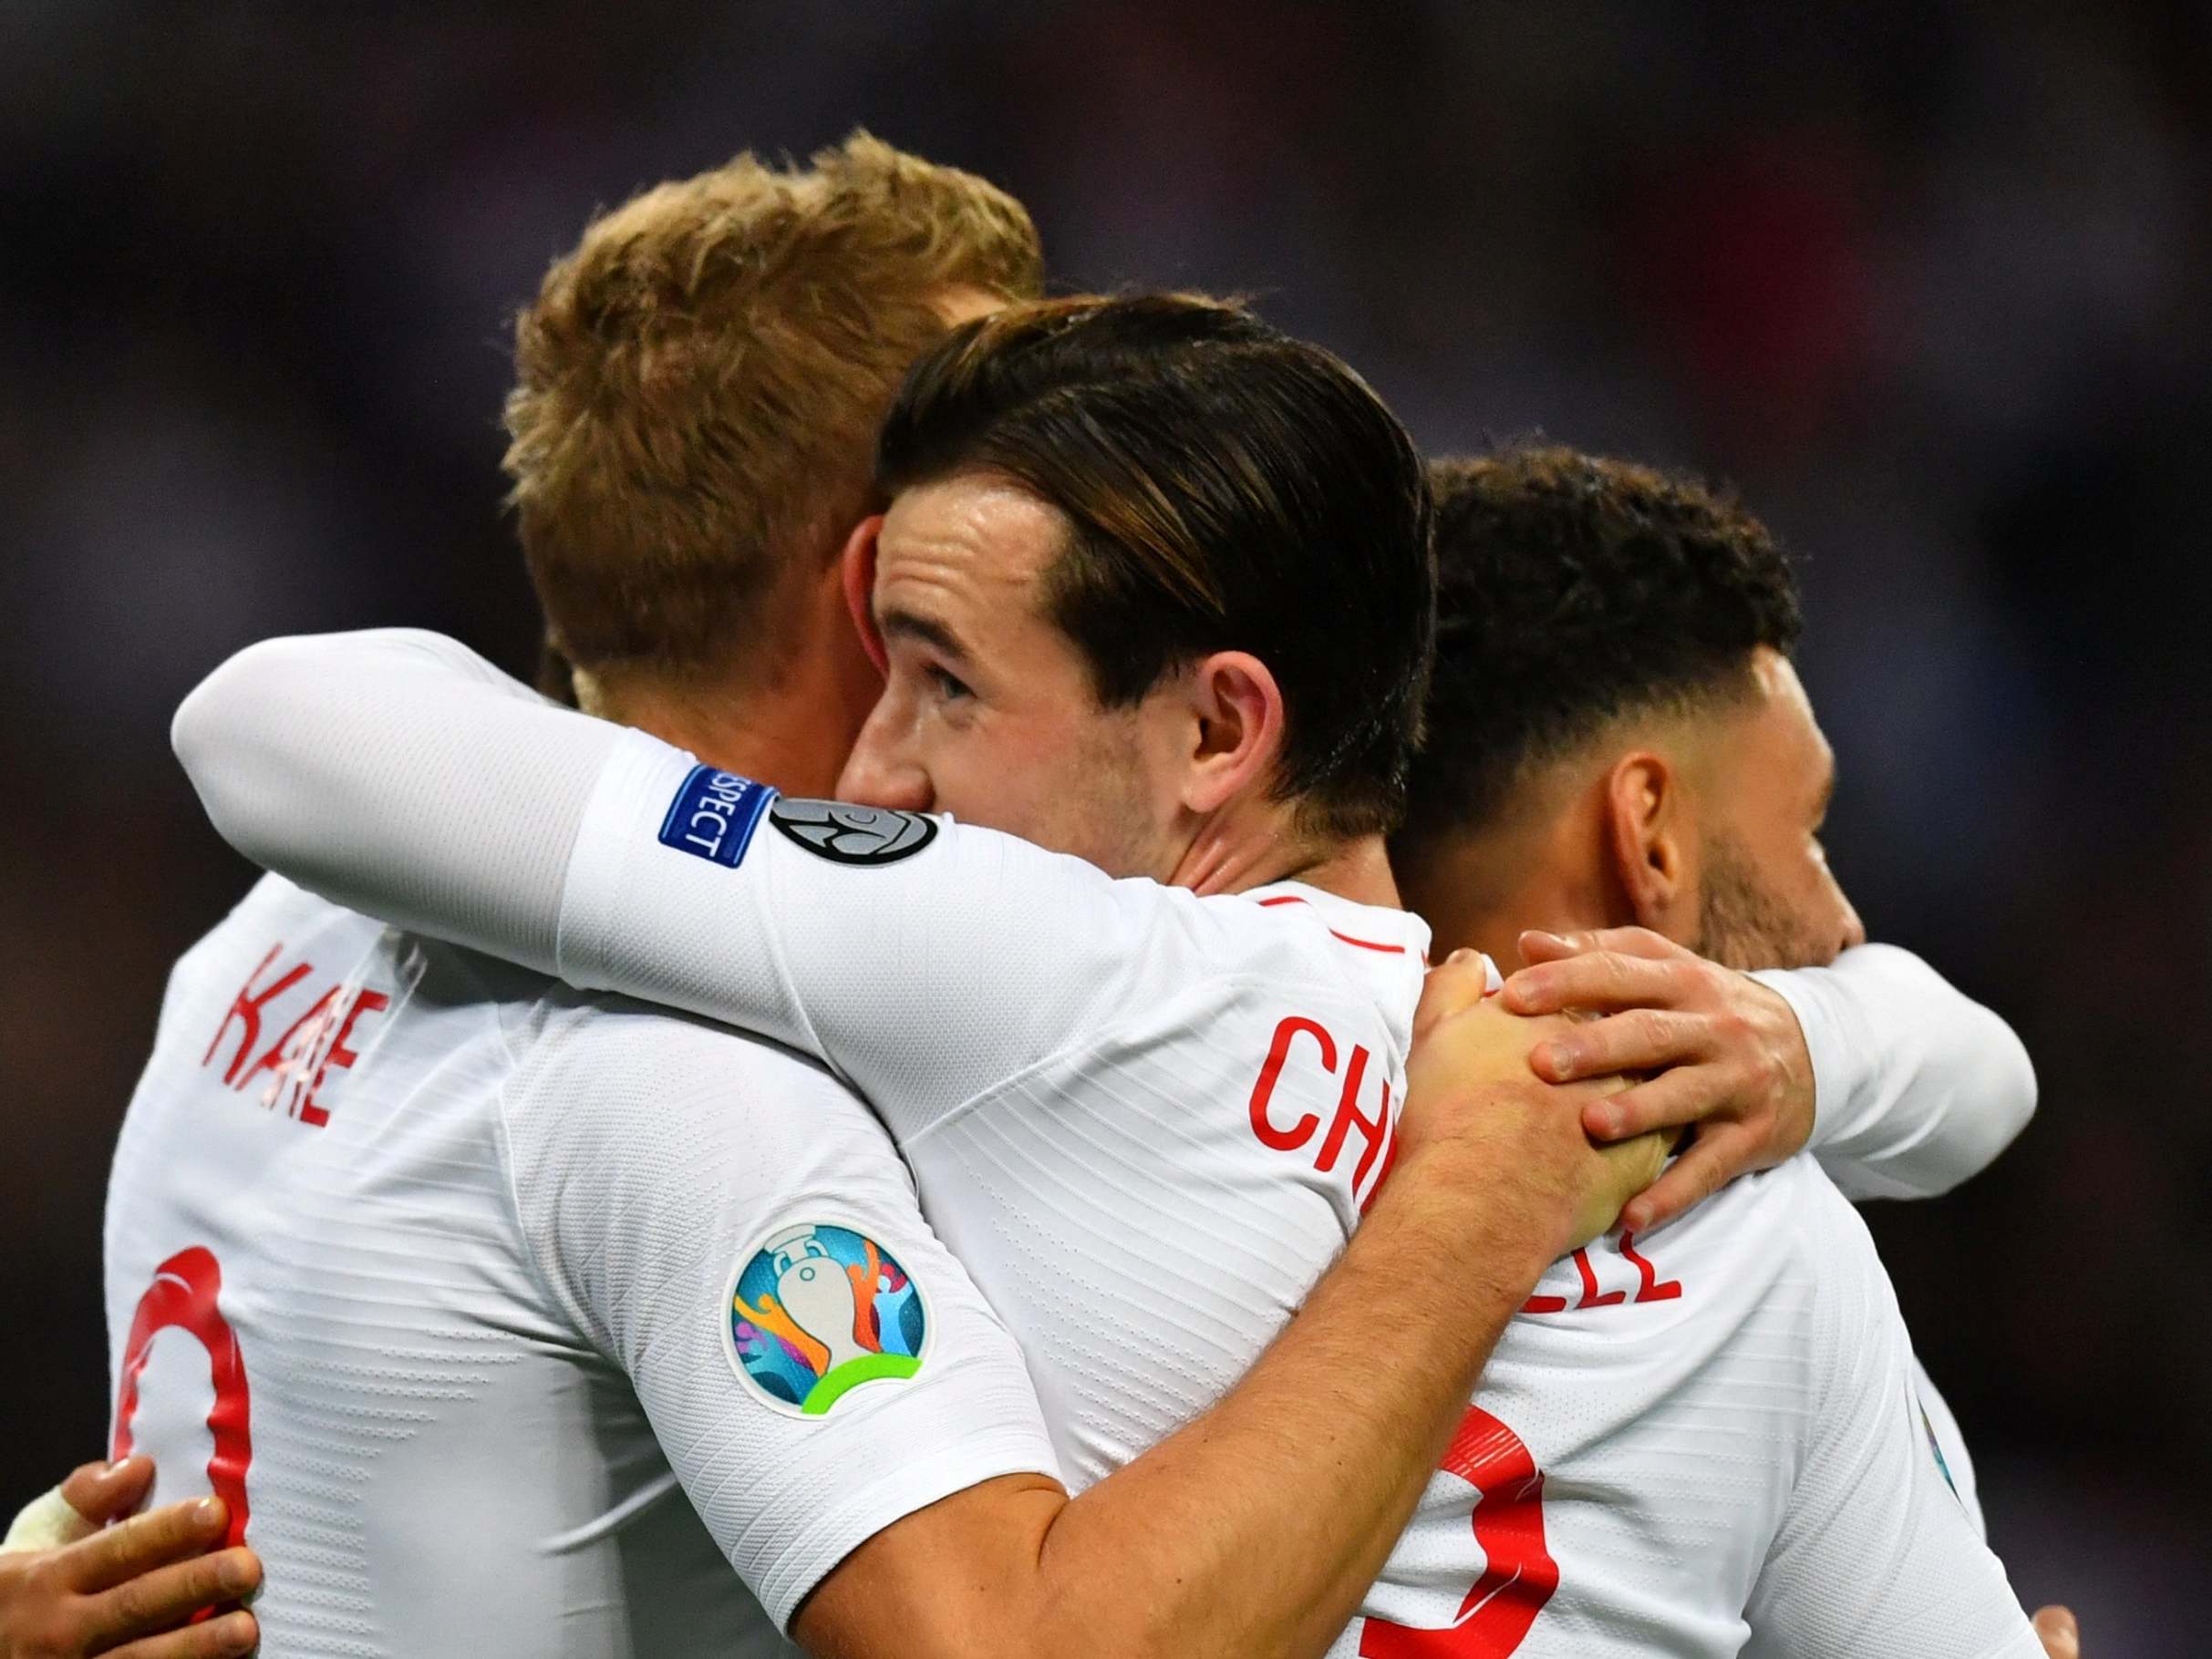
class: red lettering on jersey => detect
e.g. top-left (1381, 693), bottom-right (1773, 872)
top-left (1360, 1407), bottom-right (1557, 1657)
top-left (1569, 1247), bottom-right (1626, 1309)
top-left (201, 945), bottom-right (312, 1086)
top-left (1358, 1133), bottom-right (1401, 1217)
top-left (198, 941), bottom-right (391, 1130)
top-left (1316, 1046), bottom-right (1394, 1195)
top-left (295, 988), bottom-right (389, 1128)
top-left (234, 984), bottom-right (342, 1097)
top-left (1619, 1232), bottom-right (1682, 1303)
top-left (242, 984), bottom-right (390, 1128)
top-left (1249, 1016), bottom-right (1335, 1151)
top-left (1519, 1234), bottom-right (1682, 1316)
top-left (1250, 1016), bottom-right (1400, 1202)
top-left (112, 1248), bottom-right (253, 1550)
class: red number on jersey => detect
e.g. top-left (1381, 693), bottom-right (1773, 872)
top-left (1359, 1407), bottom-right (1557, 1658)
top-left (111, 1247), bottom-right (253, 1548)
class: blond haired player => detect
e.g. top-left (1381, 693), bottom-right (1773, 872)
top-left (177, 295), bottom-right (2052, 1654)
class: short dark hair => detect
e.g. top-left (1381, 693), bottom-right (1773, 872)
top-left (877, 294), bottom-right (1435, 840)
top-left (1397, 445), bottom-right (1803, 850)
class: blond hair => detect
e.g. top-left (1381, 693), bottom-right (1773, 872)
top-left (503, 132), bottom-right (1043, 690)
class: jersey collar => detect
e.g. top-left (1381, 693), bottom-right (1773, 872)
top-left (1244, 882), bottom-right (1432, 1061)
top-left (1242, 881), bottom-right (1432, 963)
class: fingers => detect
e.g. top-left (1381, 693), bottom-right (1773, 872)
top-left (85, 1547), bottom-right (262, 1650)
top-left (1619, 1124), bottom-right (1756, 1233)
top-left (2031, 1605), bottom-right (2079, 1659)
top-left (1533, 1008), bottom-right (1703, 1084)
top-left (67, 1497), bottom-right (228, 1594)
top-left (1413, 949), bottom-right (1495, 1038)
top-left (1504, 951), bottom-right (1689, 1018)
top-left (108, 1609), bottom-right (260, 1659)
top-left (1516, 926), bottom-right (1684, 967)
top-left (61, 1457), bottom-right (156, 1527)
top-left (1577, 1070), bottom-right (1713, 1142)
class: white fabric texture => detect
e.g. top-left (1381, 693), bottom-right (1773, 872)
top-left (104, 873), bottom-right (1056, 1656)
top-left (1911, 1352), bottom-right (1988, 1539)
top-left (1757, 944), bottom-right (2038, 1200)
top-left (175, 629), bottom-right (2046, 1655)
top-left (1356, 1157), bottom-right (2037, 1659)
top-left (1736, 1167), bottom-right (2033, 1657)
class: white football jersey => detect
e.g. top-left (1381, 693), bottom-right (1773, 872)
top-left (173, 630), bottom-right (2044, 1656)
top-left (105, 874), bottom-right (1057, 1658)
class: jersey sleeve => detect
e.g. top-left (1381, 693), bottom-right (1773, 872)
top-left (497, 994), bottom-right (1062, 1633)
top-left (174, 629), bottom-right (611, 976)
top-left (1740, 1185), bottom-right (2041, 1659)
top-left (554, 725), bottom-right (1164, 1139)
top-left (174, 630), bottom-right (1162, 1139)
top-left (1750, 944), bottom-right (2037, 1201)
top-left (1908, 1353), bottom-right (1987, 1540)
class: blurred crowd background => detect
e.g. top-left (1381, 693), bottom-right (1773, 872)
top-left (3, 2), bottom-right (2205, 1649)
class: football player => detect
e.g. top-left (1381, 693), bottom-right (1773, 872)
top-left (37, 150), bottom-right (1652, 1659)
top-left (175, 295), bottom-right (2052, 1654)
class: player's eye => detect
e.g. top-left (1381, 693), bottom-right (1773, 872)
top-left (927, 665), bottom-right (973, 703)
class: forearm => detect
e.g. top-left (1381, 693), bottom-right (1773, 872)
top-left (807, 1134), bottom-right (1557, 1659)
top-left (1057, 1138), bottom-right (1550, 1656)
top-left (172, 630), bottom-right (615, 971)
top-left (1752, 943), bottom-right (2036, 1200)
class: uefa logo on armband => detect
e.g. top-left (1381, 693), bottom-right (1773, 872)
top-left (723, 1222), bottom-right (930, 1417)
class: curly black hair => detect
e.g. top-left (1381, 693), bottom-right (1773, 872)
top-left (1395, 445), bottom-right (1803, 851)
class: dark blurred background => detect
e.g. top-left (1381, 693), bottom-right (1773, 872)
top-left (3, 1), bottom-right (2206, 1649)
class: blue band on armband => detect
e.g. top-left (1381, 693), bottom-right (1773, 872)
top-left (658, 765), bottom-right (777, 869)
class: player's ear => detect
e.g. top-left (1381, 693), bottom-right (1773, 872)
top-left (1601, 751), bottom-right (1695, 937)
top-left (1176, 650), bottom-right (1287, 817)
top-left (839, 515), bottom-right (888, 676)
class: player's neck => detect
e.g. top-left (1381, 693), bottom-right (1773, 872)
top-left (1284, 835), bottom-right (1401, 909)
top-left (1171, 807), bottom-right (1401, 910)
top-left (580, 563), bottom-right (883, 795)
top-left (583, 644), bottom-right (879, 802)
top-left (1401, 829), bottom-right (1626, 963)
top-left (1444, 888), bottom-right (1620, 966)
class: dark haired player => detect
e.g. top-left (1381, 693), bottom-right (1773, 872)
top-left (175, 297), bottom-right (2049, 1654)
top-left (1396, 447), bottom-right (2032, 1229)
top-left (1391, 443), bottom-right (2077, 1652)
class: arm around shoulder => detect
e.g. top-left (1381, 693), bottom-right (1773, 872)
top-left (795, 957), bottom-right (1656, 1659)
top-left (1755, 943), bottom-right (2036, 1201)
top-left (173, 628), bottom-right (620, 970)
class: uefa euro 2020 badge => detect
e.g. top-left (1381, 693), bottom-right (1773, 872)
top-left (724, 1222), bottom-right (929, 1417)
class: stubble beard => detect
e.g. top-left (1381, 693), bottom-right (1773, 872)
top-left (1694, 831), bottom-right (1830, 972)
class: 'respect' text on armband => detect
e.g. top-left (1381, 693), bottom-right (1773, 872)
top-left (659, 766), bottom-right (779, 869)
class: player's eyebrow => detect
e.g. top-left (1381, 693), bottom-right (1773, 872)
top-left (877, 607), bottom-right (973, 665)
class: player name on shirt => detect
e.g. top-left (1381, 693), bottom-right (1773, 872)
top-left (198, 941), bottom-right (396, 1127)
